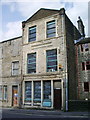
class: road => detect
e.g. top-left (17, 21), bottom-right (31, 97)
top-left (0, 108), bottom-right (90, 120)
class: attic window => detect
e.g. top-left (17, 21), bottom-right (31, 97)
top-left (29, 26), bottom-right (36, 42)
top-left (47, 20), bottom-right (56, 38)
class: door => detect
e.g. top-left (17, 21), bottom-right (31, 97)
top-left (54, 89), bottom-right (62, 110)
top-left (12, 86), bottom-right (18, 107)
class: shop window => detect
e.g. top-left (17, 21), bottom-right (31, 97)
top-left (27, 53), bottom-right (36, 74)
top-left (29, 26), bottom-right (36, 42)
top-left (84, 82), bottom-right (89, 92)
top-left (34, 81), bottom-right (41, 102)
top-left (46, 49), bottom-right (57, 72)
top-left (43, 81), bottom-right (51, 100)
top-left (12, 61), bottom-right (19, 76)
top-left (47, 20), bottom-right (56, 38)
top-left (25, 81), bottom-right (32, 102)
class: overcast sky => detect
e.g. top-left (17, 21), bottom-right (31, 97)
top-left (0, 0), bottom-right (89, 42)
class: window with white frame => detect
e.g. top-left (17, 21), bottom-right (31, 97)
top-left (12, 61), bottom-right (19, 76)
top-left (47, 20), bottom-right (56, 38)
top-left (82, 61), bottom-right (90, 71)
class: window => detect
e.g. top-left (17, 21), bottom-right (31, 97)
top-left (25, 81), bottom-right (32, 102)
top-left (0, 85), bottom-right (7, 101)
top-left (0, 86), bottom-right (2, 100)
top-left (12, 61), bottom-right (19, 76)
top-left (81, 44), bottom-right (83, 52)
top-left (84, 44), bottom-right (89, 51)
top-left (43, 81), bottom-right (51, 100)
top-left (3, 86), bottom-right (7, 100)
top-left (82, 61), bottom-right (90, 71)
top-left (84, 82), bottom-right (89, 92)
top-left (86, 61), bottom-right (90, 70)
top-left (47, 20), bottom-right (56, 38)
top-left (27, 53), bottom-right (36, 74)
top-left (34, 81), bottom-right (41, 101)
top-left (46, 49), bottom-right (57, 72)
top-left (82, 62), bottom-right (85, 70)
top-left (80, 44), bottom-right (89, 52)
top-left (29, 26), bottom-right (36, 42)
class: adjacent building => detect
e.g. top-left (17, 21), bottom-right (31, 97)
top-left (1, 7), bottom-right (88, 111)
top-left (75, 37), bottom-right (90, 100)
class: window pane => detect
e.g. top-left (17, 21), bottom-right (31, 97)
top-left (12, 61), bottom-right (19, 75)
top-left (27, 53), bottom-right (36, 74)
top-left (3, 86), bottom-right (7, 100)
top-left (46, 49), bottom-right (57, 72)
top-left (47, 20), bottom-right (56, 38)
top-left (25, 82), bottom-right (32, 102)
top-left (29, 26), bottom-right (36, 42)
top-left (0, 86), bottom-right (2, 100)
top-left (82, 62), bottom-right (85, 70)
top-left (43, 81), bottom-right (51, 100)
top-left (86, 61), bottom-right (90, 70)
top-left (84, 82), bottom-right (89, 92)
top-left (34, 82), bottom-right (41, 101)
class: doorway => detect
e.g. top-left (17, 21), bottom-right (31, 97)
top-left (54, 89), bottom-right (62, 110)
top-left (12, 86), bottom-right (18, 107)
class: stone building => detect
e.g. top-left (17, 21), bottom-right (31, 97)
top-left (0, 36), bottom-right (22, 107)
top-left (21, 8), bottom-right (81, 110)
top-left (0, 8), bottom-right (82, 111)
top-left (75, 37), bottom-right (90, 100)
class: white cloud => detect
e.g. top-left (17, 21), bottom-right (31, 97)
top-left (1, 0), bottom-right (89, 42)
top-left (1, 21), bottom-right (22, 41)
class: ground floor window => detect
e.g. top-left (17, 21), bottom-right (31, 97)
top-left (24, 81), bottom-right (52, 107)
top-left (0, 85), bottom-right (7, 101)
top-left (25, 81), bottom-right (32, 102)
top-left (34, 81), bottom-right (41, 102)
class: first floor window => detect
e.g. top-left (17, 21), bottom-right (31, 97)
top-left (46, 49), bottom-right (57, 72)
top-left (27, 53), bottom-right (36, 74)
top-left (43, 81), bottom-right (51, 100)
top-left (25, 81), bottom-right (32, 102)
top-left (84, 82), bottom-right (89, 92)
top-left (12, 61), bottom-right (19, 76)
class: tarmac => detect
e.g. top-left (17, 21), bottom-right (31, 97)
top-left (1, 107), bottom-right (90, 119)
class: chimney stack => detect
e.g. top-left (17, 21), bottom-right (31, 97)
top-left (77, 16), bottom-right (85, 37)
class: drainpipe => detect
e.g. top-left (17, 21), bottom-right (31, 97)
top-left (60, 8), bottom-right (68, 111)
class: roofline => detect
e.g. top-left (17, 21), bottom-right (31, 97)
top-left (75, 37), bottom-right (90, 45)
top-left (0, 36), bottom-right (22, 44)
top-left (23, 8), bottom-right (61, 23)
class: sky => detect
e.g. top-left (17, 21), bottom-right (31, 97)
top-left (0, 0), bottom-right (89, 42)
